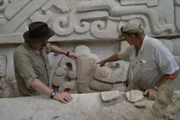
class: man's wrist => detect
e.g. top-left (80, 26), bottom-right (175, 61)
top-left (50, 90), bottom-right (56, 99)
top-left (153, 86), bottom-right (158, 90)
top-left (65, 51), bottom-right (70, 57)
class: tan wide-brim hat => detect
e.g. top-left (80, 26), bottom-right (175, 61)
top-left (23, 22), bottom-right (55, 43)
top-left (119, 21), bottom-right (143, 38)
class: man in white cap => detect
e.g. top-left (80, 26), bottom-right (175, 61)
top-left (14, 22), bottom-right (77, 103)
top-left (98, 21), bottom-right (179, 99)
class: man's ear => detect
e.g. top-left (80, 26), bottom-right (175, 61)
top-left (131, 35), bottom-right (136, 39)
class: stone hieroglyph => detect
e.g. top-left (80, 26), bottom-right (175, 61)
top-left (0, 55), bottom-right (19, 98)
top-left (52, 45), bottom-right (129, 93)
top-left (0, 0), bottom-right (180, 43)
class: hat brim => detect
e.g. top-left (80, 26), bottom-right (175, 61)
top-left (23, 27), bottom-right (55, 43)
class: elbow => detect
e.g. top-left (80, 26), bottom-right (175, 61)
top-left (31, 79), bottom-right (38, 89)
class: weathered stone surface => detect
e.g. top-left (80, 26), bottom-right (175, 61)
top-left (101, 90), bottom-right (119, 102)
top-left (0, 93), bottom-right (163, 120)
top-left (152, 85), bottom-right (174, 118)
top-left (0, 0), bottom-right (180, 98)
top-left (134, 100), bottom-right (147, 108)
top-left (125, 90), bottom-right (144, 103)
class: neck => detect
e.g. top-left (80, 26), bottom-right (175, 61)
top-left (136, 34), bottom-right (145, 49)
top-left (28, 43), bottom-right (41, 51)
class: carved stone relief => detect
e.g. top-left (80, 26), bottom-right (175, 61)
top-left (0, 0), bottom-right (180, 43)
top-left (0, 55), bottom-right (19, 98)
top-left (52, 45), bottom-right (129, 93)
top-left (0, 0), bottom-right (179, 98)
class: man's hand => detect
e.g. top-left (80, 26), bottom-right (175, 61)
top-left (68, 52), bottom-right (77, 59)
top-left (54, 92), bottom-right (72, 103)
top-left (144, 88), bottom-right (157, 100)
top-left (97, 60), bottom-right (106, 67)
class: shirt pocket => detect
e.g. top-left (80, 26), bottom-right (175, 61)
top-left (140, 60), bottom-right (156, 73)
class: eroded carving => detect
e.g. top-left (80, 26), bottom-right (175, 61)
top-left (152, 85), bottom-right (173, 118)
top-left (52, 55), bottom-right (77, 93)
top-left (52, 45), bottom-right (129, 93)
top-left (76, 0), bottom-right (175, 35)
top-left (0, 0), bottom-right (179, 43)
top-left (120, 0), bottom-right (158, 7)
top-left (41, 0), bottom-right (69, 12)
top-left (30, 10), bottom-right (52, 22)
top-left (0, 55), bottom-right (19, 98)
top-left (0, 0), bottom-right (9, 12)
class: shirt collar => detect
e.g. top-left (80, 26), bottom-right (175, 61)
top-left (139, 35), bottom-right (148, 52)
top-left (137, 35), bottom-right (148, 58)
top-left (23, 42), bottom-right (41, 57)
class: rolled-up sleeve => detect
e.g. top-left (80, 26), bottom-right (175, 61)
top-left (14, 52), bottom-right (38, 89)
top-left (154, 44), bottom-right (179, 74)
top-left (118, 45), bottom-right (133, 61)
top-left (46, 43), bottom-right (52, 53)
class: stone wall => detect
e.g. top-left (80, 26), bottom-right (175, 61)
top-left (0, 0), bottom-right (180, 97)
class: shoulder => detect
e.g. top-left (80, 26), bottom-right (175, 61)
top-left (14, 43), bottom-right (30, 61)
top-left (14, 43), bottom-right (29, 55)
top-left (145, 36), bottom-right (162, 48)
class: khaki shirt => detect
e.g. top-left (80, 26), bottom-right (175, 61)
top-left (14, 42), bottom-right (51, 96)
top-left (118, 35), bottom-right (179, 91)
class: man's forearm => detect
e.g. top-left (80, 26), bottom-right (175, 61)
top-left (103, 53), bottom-right (121, 63)
top-left (31, 79), bottom-right (52, 97)
top-left (51, 45), bottom-right (67, 55)
top-left (154, 75), bottom-right (169, 88)
top-left (155, 69), bottom-right (180, 88)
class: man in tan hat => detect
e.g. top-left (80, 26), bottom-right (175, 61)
top-left (98, 21), bottom-right (179, 99)
top-left (14, 22), bottom-right (77, 103)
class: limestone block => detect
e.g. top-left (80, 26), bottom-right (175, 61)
top-left (125, 90), bottom-right (144, 103)
top-left (112, 83), bottom-right (126, 92)
top-left (173, 90), bottom-right (180, 101)
top-left (172, 38), bottom-right (180, 56)
top-left (76, 55), bottom-right (96, 93)
top-left (4, 0), bottom-right (49, 33)
top-left (41, 0), bottom-right (69, 12)
top-left (134, 100), bottom-right (147, 108)
top-left (58, 80), bottom-right (77, 93)
top-left (175, 1), bottom-right (180, 31)
top-left (4, 0), bottom-right (31, 19)
top-left (52, 56), bottom-right (76, 87)
top-left (120, 0), bottom-right (158, 7)
top-left (76, 83), bottom-right (92, 93)
top-left (74, 45), bottom-right (91, 56)
top-left (101, 90), bottom-right (119, 102)
top-left (0, 56), bottom-right (6, 76)
top-left (0, 93), bottom-right (163, 120)
top-left (152, 85), bottom-right (173, 117)
top-left (89, 79), bottom-right (113, 91)
top-left (94, 61), bottom-right (129, 83)
top-left (174, 56), bottom-right (180, 65)
top-left (74, 45), bottom-right (100, 61)
top-left (0, 0), bottom-right (9, 12)
top-left (30, 11), bottom-right (52, 23)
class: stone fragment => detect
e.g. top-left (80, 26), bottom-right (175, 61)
top-left (125, 90), bottom-right (144, 103)
top-left (134, 100), bottom-right (147, 108)
top-left (101, 90), bottom-right (120, 102)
